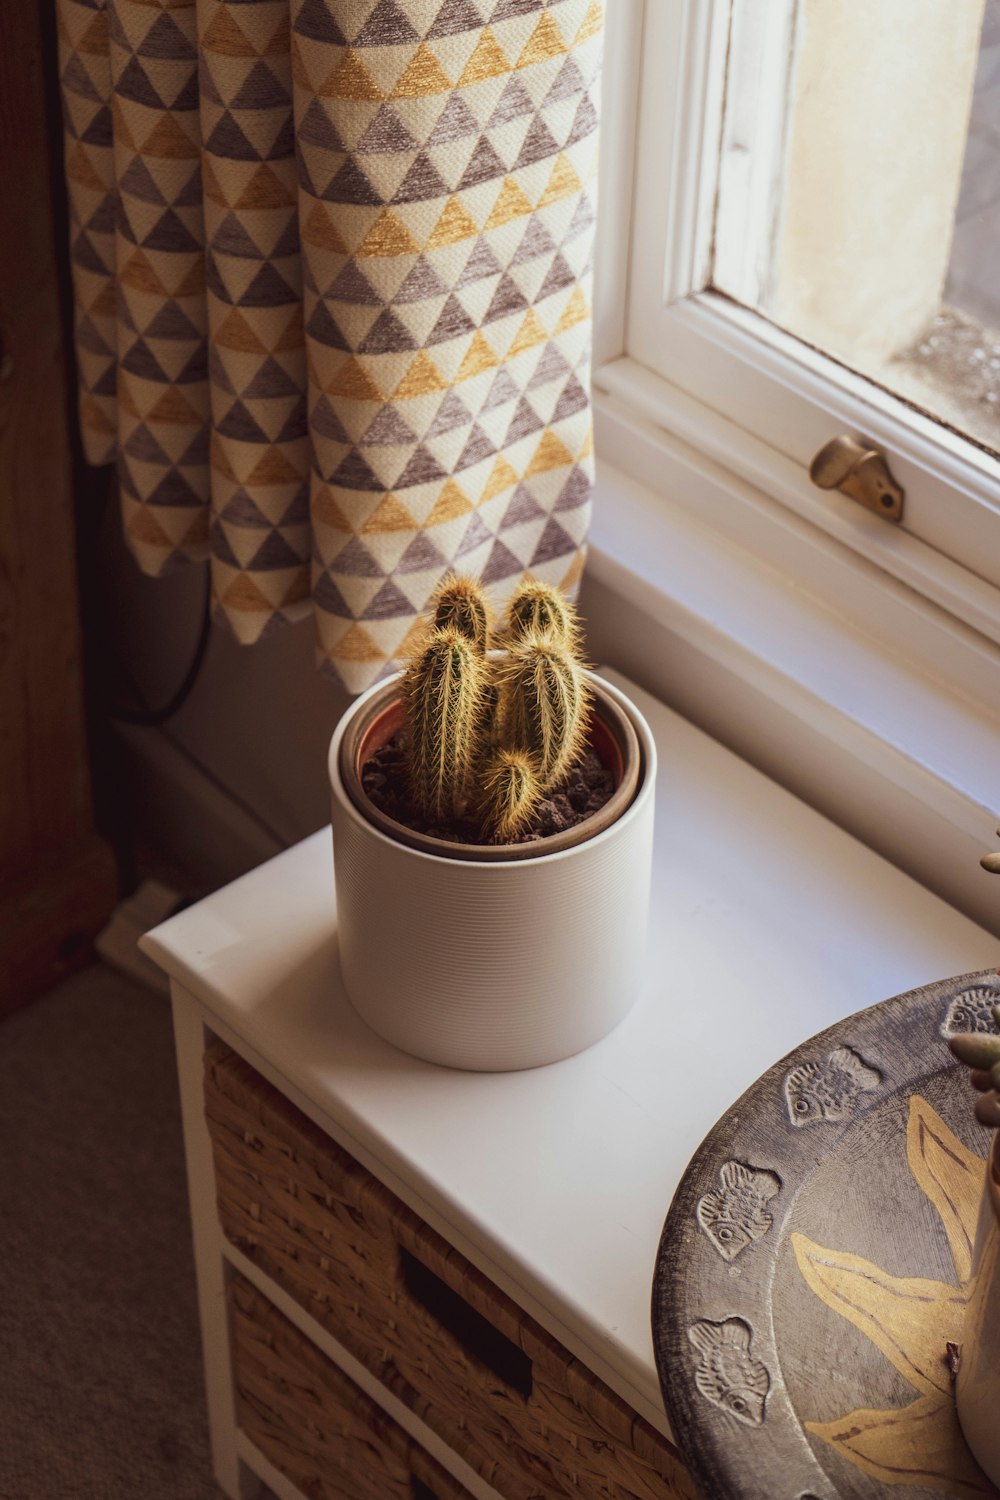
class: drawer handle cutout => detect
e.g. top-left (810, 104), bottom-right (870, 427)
top-left (399, 1249), bottom-right (533, 1400)
top-left (411, 1481), bottom-right (440, 1500)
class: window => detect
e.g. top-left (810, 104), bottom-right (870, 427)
top-left (588, 0), bottom-right (1000, 930)
top-left (597, 0), bottom-right (1000, 627)
top-left (714, 0), bottom-right (1000, 460)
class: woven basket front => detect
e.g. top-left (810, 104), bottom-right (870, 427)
top-left (206, 1045), bottom-right (697, 1500)
top-left (230, 1271), bottom-right (473, 1499)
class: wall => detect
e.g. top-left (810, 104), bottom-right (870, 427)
top-left (101, 502), bottom-right (349, 893)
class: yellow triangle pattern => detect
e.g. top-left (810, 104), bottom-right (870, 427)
top-left (357, 210), bottom-right (421, 258)
top-left (428, 196), bottom-right (480, 248)
top-left (393, 350), bottom-right (448, 398)
top-left (313, 484), bottom-right (353, 530)
top-left (517, 12), bottom-right (568, 68)
top-left (458, 28), bottom-right (511, 86)
top-left (485, 176), bottom-right (534, 230)
top-left (456, 331), bottom-right (499, 381)
top-left (392, 43), bottom-right (453, 98)
top-left (360, 494), bottom-right (418, 533)
top-left (426, 479), bottom-right (473, 525)
top-left (333, 623), bottom-right (384, 662)
top-left (508, 308), bottom-right (549, 356)
top-left (321, 49), bottom-right (384, 101)
top-left (538, 153), bottom-right (582, 208)
top-left (327, 357), bottom-right (384, 401)
top-left (481, 455), bottom-right (520, 502)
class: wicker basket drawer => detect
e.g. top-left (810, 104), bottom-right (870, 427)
top-left (207, 1047), bottom-right (696, 1500)
top-left (230, 1271), bottom-right (473, 1500)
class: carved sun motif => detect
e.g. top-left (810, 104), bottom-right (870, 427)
top-left (793, 1096), bottom-right (992, 1496)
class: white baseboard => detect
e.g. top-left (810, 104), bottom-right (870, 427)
top-left (95, 879), bottom-right (182, 995)
top-left (116, 722), bottom-right (283, 894)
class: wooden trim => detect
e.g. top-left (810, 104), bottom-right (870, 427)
top-left (0, 0), bottom-right (117, 1010)
top-left (0, 838), bottom-right (119, 1016)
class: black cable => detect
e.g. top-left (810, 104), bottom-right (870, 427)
top-left (108, 559), bottom-right (214, 726)
top-left (96, 482), bottom-right (286, 851)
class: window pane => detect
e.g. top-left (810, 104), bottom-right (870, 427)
top-left (714, 0), bottom-right (1000, 456)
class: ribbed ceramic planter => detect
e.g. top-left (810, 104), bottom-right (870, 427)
top-left (328, 672), bottom-right (656, 1072)
top-left (956, 1131), bottom-right (1000, 1481)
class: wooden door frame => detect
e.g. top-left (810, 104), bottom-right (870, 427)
top-left (0, 0), bottom-right (119, 1013)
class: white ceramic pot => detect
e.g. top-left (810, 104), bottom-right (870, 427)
top-left (956, 1132), bottom-right (1000, 1481)
top-left (328, 672), bottom-right (656, 1072)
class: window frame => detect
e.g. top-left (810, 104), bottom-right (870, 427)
top-left (590, 0), bottom-right (1000, 931)
top-left (597, 0), bottom-right (1000, 613)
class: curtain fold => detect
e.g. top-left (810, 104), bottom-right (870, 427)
top-left (57, 0), bottom-right (602, 692)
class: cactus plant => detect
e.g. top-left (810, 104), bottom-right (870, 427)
top-left (498, 635), bottom-right (588, 788)
top-left (477, 749), bottom-right (543, 844)
top-left (403, 626), bottom-right (489, 823)
top-left (433, 574), bottom-right (490, 654)
top-left (401, 575), bottom-right (591, 841)
top-left (504, 576), bottom-right (580, 650)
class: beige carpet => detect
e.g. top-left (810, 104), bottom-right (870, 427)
top-left (0, 963), bottom-right (224, 1500)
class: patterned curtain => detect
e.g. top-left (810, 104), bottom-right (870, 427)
top-left (57, 0), bottom-right (602, 693)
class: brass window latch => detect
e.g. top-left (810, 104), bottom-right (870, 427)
top-left (809, 436), bottom-right (904, 522)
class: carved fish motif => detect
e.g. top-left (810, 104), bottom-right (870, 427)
top-left (784, 1045), bottom-right (880, 1126)
top-left (940, 984), bottom-right (1000, 1038)
top-left (696, 1161), bottom-right (781, 1261)
top-left (688, 1317), bottom-right (769, 1426)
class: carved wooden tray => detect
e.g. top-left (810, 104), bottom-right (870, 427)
top-left (652, 969), bottom-right (1000, 1500)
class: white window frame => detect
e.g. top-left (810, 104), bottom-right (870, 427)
top-left (590, 0), bottom-right (1000, 931)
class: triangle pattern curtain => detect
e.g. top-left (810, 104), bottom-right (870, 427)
top-left (57, 0), bottom-right (602, 692)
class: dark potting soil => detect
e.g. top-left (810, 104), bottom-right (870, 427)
top-left (361, 732), bottom-right (615, 845)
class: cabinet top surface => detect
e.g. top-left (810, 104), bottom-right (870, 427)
top-left (142, 672), bottom-right (997, 1429)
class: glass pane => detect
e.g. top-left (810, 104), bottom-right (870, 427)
top-left (714, 0), bottom-right (1000, 455)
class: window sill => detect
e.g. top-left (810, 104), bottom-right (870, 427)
top-left (585, 362), bottom-right (1000, 935)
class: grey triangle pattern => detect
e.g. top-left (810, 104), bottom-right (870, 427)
top-left (457, 511), bottom-right (494, 556)
top-left (427, 92), bottom-right (481, 146)
top-left (362, 577), bottom-right (416, 618)
top-left (481, 536), bottom-right (524, 581)
top-left (397, 531), bottom-right (448, 573)
top-left (427, 389), bottom-right (475, 435)
top-left (362, 405), bottom-right (420, 445)
top-left (393, 255), bottom-right (451, 304)
top-left (502, 483), bottom-right (546, 526)
top-left (59, 0), bottom-right (599, 691)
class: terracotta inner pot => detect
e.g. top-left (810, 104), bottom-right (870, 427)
top-left (340, 681), bottom-right (641, 863)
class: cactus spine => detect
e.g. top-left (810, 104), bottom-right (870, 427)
top-left (505, 577), bottom-right (579, 650)
top-left (433, 575), bottom-right (490, 654)
top-left (400, 575), bottom-right (590, 841)
top-left (404, 627), bottom-right (487, 822)
top-left (478, 749), bottom-right (543, 844)
top-left (500, 635), bottom-right (589, 789)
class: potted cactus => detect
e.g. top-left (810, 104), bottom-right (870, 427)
top-left (328, 576), bottom-right (656, 1072)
